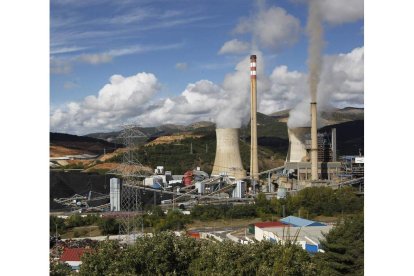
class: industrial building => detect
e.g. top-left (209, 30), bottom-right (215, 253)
top-left (280, 216), bottom-right (327, 227)
top-left (59, 247), bottom-right (92, 271)
top-left (254, 224), bottom-right (333, 253)
top-left (253, 217), bottom-right (332, 253)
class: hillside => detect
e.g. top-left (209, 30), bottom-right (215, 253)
top-left (319, 120), bottom-right (364, 156)
top-left (270, 107), bottom-right (364, 124)
top-left (86, 122), bottom-right (215, 142)
top-left (51, 109), bottom-right (364, 174)
top-left (50, 132), bottom-right (124, 156)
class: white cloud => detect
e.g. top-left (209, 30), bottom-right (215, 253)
top-left (218, 39), bottom-right (250, 55)
top-left (77, 53), bottom-right (113, 64)
top-left (234, 6), bottom-right (301, 50)
top-left (50, 43), bottom-right (184, 73)
top-left (135, 80), bottom-right (223, 127)
top-left (319, 46), bottom-right (364, 107)
top-left (50, 72), bottom-right (160, 134)
top-left (63, 81), bottom-right (79, 90)
top-left (137, 54), bottom-right (265, 129)
top-left (316, 0), bottom-right (364, 24)
top-left (259, 65), bottom-right (308, 114)
top-left (175, 62), bottom-right (188, 71)
top-left (287, 46), bottom-right (364, 128)
top-left (50, 58), bottom-right (72, 74)
top-left (50, 46), bottom-right (87, 55)
top-left (51, 47), bottom-right (364, 134)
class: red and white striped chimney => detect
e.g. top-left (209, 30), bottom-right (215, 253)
top-left (250, 55), bottom-right (258, 189)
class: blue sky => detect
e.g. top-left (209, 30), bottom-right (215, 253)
top-left (50, 0), bottom-right (364, 134)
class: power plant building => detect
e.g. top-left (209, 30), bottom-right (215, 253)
top-left (282, 128), bottom-right (341, 188)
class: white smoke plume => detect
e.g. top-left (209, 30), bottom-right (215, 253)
top-left (215, 52), bottom-right (267, 128)
top-left (288, 0), bottom-right (323, 128)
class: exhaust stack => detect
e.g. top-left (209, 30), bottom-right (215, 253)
top-left (250, 55), bottom-right (259, 188)
top-left (311, 102), bottom-right (318, 180)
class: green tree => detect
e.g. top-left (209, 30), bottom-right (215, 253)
top-left (315, 214), bottom-right (364, 275)
top-left (50, 260), bottom-right (73, 276)
top-left (98, 217), bottom-right (119, 235)
top-left (66, 214), bottom-right (86, 228)
top-left (50, 216), bottom-right (66, 234)
top-left (79, 240), bottom-right (122, 276)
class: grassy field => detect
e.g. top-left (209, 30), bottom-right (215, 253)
top-left (60, 225), bottom-right (102, 239)
top-left (187, 217), bottom-right (264, 230)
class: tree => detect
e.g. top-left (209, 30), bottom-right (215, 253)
top-left (50, 260), bottom-right (73, 276)
top-left (98, 217), bottom-right (119, 235)
top-left (315, 214), bottom-right (364, 275)
top-left (50, 216), bottom-right (66, 234)
top-left (79, 240), bottom-right (123, 276)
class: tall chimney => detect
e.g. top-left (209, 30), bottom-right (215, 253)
top-left (331, 128), bottom-right (337, 162)
top-left (211, 128), bottom-right (246, 179)
top-left (250, 55), bottom-right (259, 187)
top-left (310, 102), bottom-right (318, 180)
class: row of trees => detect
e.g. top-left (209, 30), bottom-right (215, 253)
top-left (50, 214), bottom-right (119, 237)
top-left (70, 214), bottom-right (363, 276)
top-left (50, 186), bottom-right (363, 237)
top-left (50, 209), bottom-right (194, 239)
top-left (188, 186), bottom-right (363, 221)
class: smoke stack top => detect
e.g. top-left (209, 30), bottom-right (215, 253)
top-left (250, 55), bottom-right (257, 79)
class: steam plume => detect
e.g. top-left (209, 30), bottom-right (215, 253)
top-left (307, 0), bottom-right (323, 102)
top-left (288, 0), bottom-right (324, 128)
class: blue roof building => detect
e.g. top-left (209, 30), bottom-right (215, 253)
top-left (280, 216), bottom-right (326, 227)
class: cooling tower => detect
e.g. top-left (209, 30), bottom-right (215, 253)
top-left (286, 127), bottom-right (310, 163)
top-left (211, 128), bottom-right (246, 179)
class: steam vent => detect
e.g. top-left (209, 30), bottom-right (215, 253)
top-left (211, 128), bottom-right (246, 179)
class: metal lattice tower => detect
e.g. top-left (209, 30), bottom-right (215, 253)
top-left (107, 124), bottom-right (148, 242)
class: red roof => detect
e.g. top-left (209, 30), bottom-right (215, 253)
top-left (254, 221), bottom-right (287, 228)
top-left (60, 248), bottom-right (92, 262)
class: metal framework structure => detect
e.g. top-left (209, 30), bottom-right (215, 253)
top-left (107, 125), bottom-right (148, 242)
top-left (53, 191), bottom-right (110, 211)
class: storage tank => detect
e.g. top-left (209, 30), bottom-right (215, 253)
top-left (195, 182), bottom-right (205, 194)
top-left (183, 170), bottom-right (193, 186)
top-left (277, 187), bottom-right (287, 199)
top-left (109, 178), bottom-right (121, 211)
top-left (232, 180), bottom-right (246, 198)
top-left (211, 128), bottom-right (246, 179)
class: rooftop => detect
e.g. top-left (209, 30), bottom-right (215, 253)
top-left (60, 248), bottom-right (92, 262)
top-left (254, 221), bottom-right (286, 228)
top-left (280, 216), bottom-right (326, 227)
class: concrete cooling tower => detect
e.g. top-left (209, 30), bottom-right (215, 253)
top-left (286, 127), bottom-right (310, 163)
top-left (211, 128), bottom-right (246, 179)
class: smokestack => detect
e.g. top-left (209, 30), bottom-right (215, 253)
top-left (311, 102), bottom-right (318, 180)
top-left (331, 128), bottom-right (337, 162)
top-left (307, 0), bottom-right (323, 181)
top-left (250, 55), bottom-right (259, 187)
top-left (211, 128), bottom-right (246, 179)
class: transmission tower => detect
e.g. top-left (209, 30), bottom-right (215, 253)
top-left (107, 124), bottom-right (148, 243)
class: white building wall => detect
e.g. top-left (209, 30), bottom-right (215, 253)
top-left (254, 226), bottom-right (265, 241)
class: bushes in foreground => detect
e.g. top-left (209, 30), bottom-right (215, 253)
top-left (79, 232), bottom-right (317, 276)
